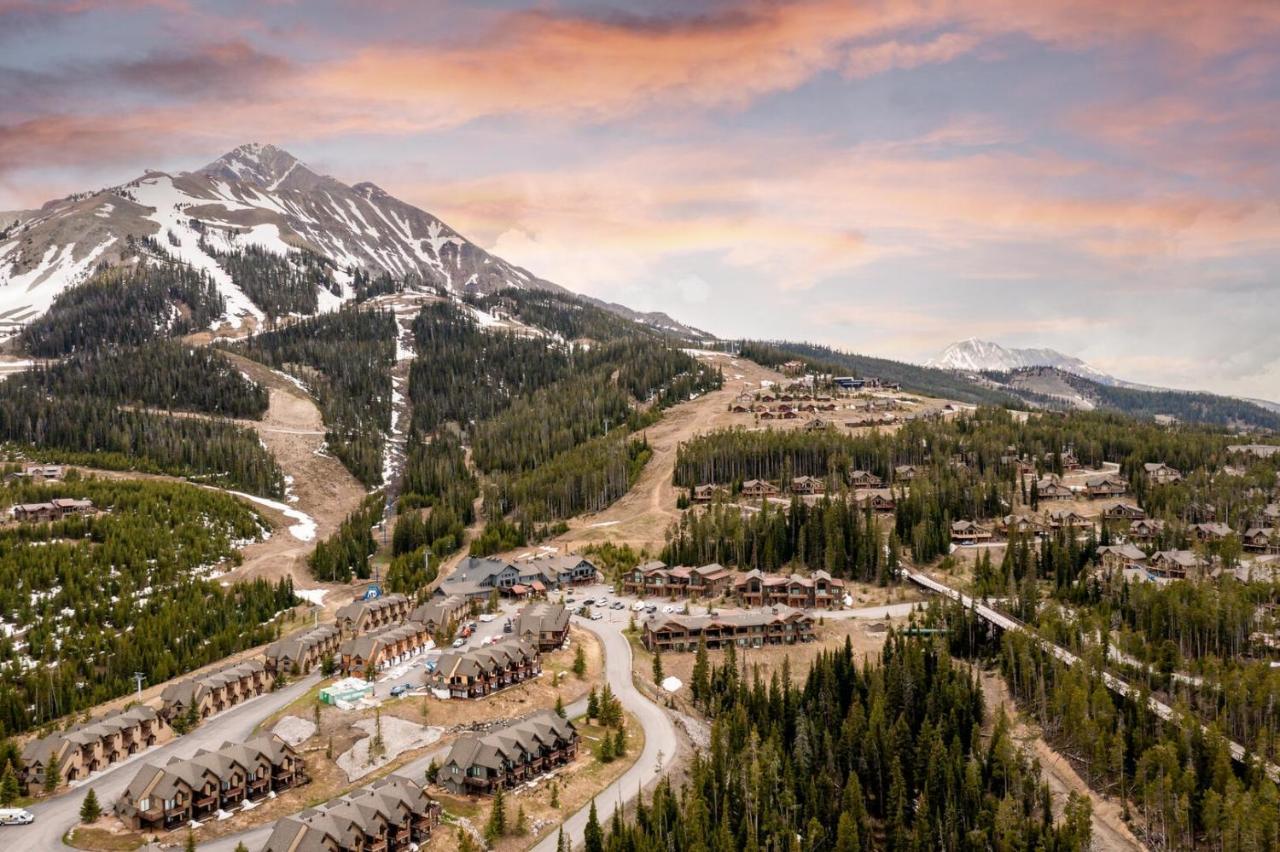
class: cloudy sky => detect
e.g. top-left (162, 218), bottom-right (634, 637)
top-left (2, 0), bottom-right (1278, 397)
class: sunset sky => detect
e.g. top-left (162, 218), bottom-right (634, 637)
top-left (2, 0), bottom-right (1278, 397)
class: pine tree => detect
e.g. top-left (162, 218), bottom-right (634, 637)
top-left (185, 830), bottom-right (197, 852)
top-left (458, 827), bottom-right (478, 852)
top-left (79, 788), bottom-right (101, 823)
top-left (598, 733), bottom-right (614, 764)
top-left (557, 826), bottom-right (567, 852)
top-left (554, 692), bottom-right (566, 719)
top-left (515, 804), bottom-right (528, 835)
top-left (234, 844), bottom-right (249, 852)
top-left (43, 749), bottom-right (62, 793)
top-left (486, 784), bottom-right (508, 841)
top-left (587, 686), bottom-right (599, 721)
top-left (584, 799), bottom-right (604, 852)
top-left (613, 726), bottom-right (626, 757)
top-left (691, 636), bottom-right (710, 707)
top-left (652, 648), bottom-right (664, 685)
top-left (550, 781), bottom-right (560, 809)
top-left (573, 644), bottom-right (587, 677)
top-left (0, 763), bottom-right (17, 806)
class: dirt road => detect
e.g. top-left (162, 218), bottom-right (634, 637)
top-left (978, 670), bottom-right (1146, 851)
top-left (551, 352), bottom-right (787, 555)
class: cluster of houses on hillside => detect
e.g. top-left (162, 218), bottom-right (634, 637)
top-left (5, 463), bottom-right (66, 483)
top-left (439, 709), bottom-right (579, 795)
top-left (642, 606), bottom-right (817, 652)
top-left (434, 554), bottom-right (599, 601)
top-left (116, 733), bottom-right (306, 830)
top-left (263, 774), bottom-right (442, 851)
top-left (693, 469), bottom-right (903, 506)
top-left (21, 706), bottom-right (169, 789)
top-left (340, 620), bottom-right (435, 678)
top-left (621, 561), bottom-right (850, 609)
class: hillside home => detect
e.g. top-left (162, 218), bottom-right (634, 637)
top-left (1045, 509), bottom-right (1093, 532)
top-left (1086, 475), bottom-right (1129, 499)
top-left (1148, 550), bottom-right (1209, 581)
top-left (1000, 514), bottom-right (1044, 537)
top-left (1227, 444), bottom-right (1280, 459)
top-left (1101, 503), bottom-right (1147, 523)
top-left (1144, 462), bottom-right (1184, 484)
top-left (1243, 528), bottom-right (1277, 553)
top-left (1035, 477), bottom-right (1074, 501)
top-left (950, 521), bottom-right (993, 544)
top-left (1190, 522), bottom-right (1235, 543)
top-left (263, 774), bottom-right (441, 851)
top-left (857, 492), bottom-right (896, 513)
top-left (1129, 518), bottom-right (1167, 542)
top-left (116, 733), bottom-right (305, 830)
top-left (440, 710), bottom-right (579, 795)
top-left (692, 483), bottom-right (727, 502)
top-left (893, 465), bottom-right (920, 482)
top-left (430, 639), bottom-right (541, 699)
top-left (1096, 544), bottom-right (1148, 576)
top-left (740, 479), bottom-right (780, 499)
top-left (643, 607), bottom-right (816, 652)
top-left (790, 475), bottom-right (825, 495)
top-left (434, 555), bottom-right (597, 601)
top-left (848, 470), bottom-right (883, 488)
top-left (264, 624), bottom-right (342, 675)
top-left (160, 660), bottom-right (273, 721)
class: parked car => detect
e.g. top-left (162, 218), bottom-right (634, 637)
top-left (503, 621), bottom-right (513, 633)
top-left (645, 605), bottom-right (657, 614)
top-left (611, 601), bottom-right (625, 610)
top-left (631, 601), bottom-right (645, 611)
top-left (582, 598), bottom-right (595, 607)
top-left (451, 638), bottom-right (466, 648)
top-left (479, 614), bottom-right (496, 623)
top-left (0, 809), bottom-right (33, 825)
top-left (590, 612), bottom-right (604, 620)
top-left (390, 683), bottom-right (410, 697)
top-left (662, 605), bottom-right (675, 613)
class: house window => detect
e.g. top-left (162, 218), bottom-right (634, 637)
top-left (139, 797), bottom-right (150, 811)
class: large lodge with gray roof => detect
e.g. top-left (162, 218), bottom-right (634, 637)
top-left (434, 554), bottom-right (598, 601)
top-left (440, 709), bottom-right (578, 795)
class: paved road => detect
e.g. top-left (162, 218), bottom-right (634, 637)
top-left (529, 608), bottom-right (677, 852)
top-left (21, 674), bottom-right (320, 851)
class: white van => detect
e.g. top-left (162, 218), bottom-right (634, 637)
top-left (0, 808), bottom-right (34, 825)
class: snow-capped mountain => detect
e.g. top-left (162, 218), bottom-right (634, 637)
top-left (927, 338), bottom-right (1116, 384)
top-left (0, 143), bottom-right (702, 338)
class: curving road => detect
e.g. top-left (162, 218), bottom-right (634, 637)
top-left (529, 609), bottom-right (677, 852)
top-left (19, 674), bottom-right (320, 851)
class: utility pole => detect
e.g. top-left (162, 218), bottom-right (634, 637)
top-left (132, 671), bottom-right (145, 701)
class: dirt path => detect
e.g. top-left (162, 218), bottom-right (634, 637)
top-left (550, 352), bottom-right (787, 555)
top-left (977, 669), bottom-right (1146, 852)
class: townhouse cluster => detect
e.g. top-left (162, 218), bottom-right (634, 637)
top-left (434, 554), bottom-right (599, 601)
top-left (263, 774), bottom-right (442, 851)
top-left (429, 638), bottom-right (542, 699)
top-left (622, 561), bottom-right (848, 610)
top-left (439, 709), bottom-right (579, 795)
top-left (642, 606), bottom-right (817, 653)
top-left (21, 705), bottom-right (169, 789)
top-left (116, 733), bottom-right (306, 831)
top-left (159, 660), bottom-right (274, 721)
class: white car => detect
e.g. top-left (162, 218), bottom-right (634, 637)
top-left (590, 612), bottom-right (604, 620)
top-left (631, 601), bottom-right (645, 611)
top-left (662, 605), bottom-right (675, 614)
top-left (0, 808), bottom-right (33, 825)
top-left (479, 614), bottom-right (497, 623)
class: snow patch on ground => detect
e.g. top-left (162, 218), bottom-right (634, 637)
top-left (272, 715), bottom-right (318, 746)
top-left (295, 588), bottom-right (328, 607)
top-left (216, 488), bottom-right (317, 542)
top-left (337, 717), bottom-right (443, 782)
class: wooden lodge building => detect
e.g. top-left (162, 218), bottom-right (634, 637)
top-left (513, 602), bottom-right (571, 651)
top-left (339, 620), bottom-right (433, 678)
top-left (335, 593), bottom-right (413, 636)
top-left (440, 710), bottom-right (579, 795)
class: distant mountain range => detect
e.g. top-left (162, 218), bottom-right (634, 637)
top-left (926, 338), bottom-right (1117, 384)
top-left (0, 143), bottom-right (705, 340)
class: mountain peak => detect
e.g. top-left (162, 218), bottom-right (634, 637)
top-left (927, 338), bottom-right (1116, 384)
top-left (199, 142), bottom-right (307, 190)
